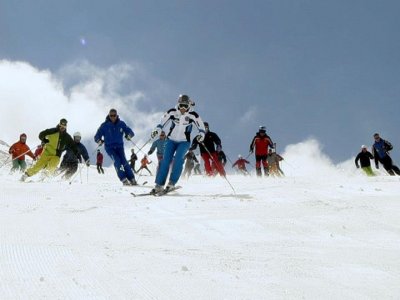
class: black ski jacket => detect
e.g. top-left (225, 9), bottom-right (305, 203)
top-left (355, 151), bottom-right (374, 168)
top-left (190, 131), bottom-right (221, 154)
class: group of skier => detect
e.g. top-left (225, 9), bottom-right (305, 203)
top-left (5, 94), bottom-right (400, 194)
top-left (355, 133), bottom-right (400, 176)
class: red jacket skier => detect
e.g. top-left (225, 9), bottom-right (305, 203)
top-left (190, 122), bottom-right (226, 176)
top-left (232, 155), bottom-right (250, 175)
top-left (249, 126), bottom-right (273, 177)
top-left (9, 133), bottom-right (36, 173)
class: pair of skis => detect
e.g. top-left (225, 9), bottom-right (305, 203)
top-left (131, 186), bottom-right (181, 197)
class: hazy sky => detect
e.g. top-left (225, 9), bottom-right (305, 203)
top-left (1, 0), bottom-right (399, 163)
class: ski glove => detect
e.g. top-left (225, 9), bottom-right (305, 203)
top-left (196, 133), bottom-right (205, 143)
top-left (86, 160), bottom-right (90, 167)
top-left (151, 128), bottom-right (160, 139)
top-left (125, 134), bottom-right (133, 141)
top-left (42, 138), bottom-right (49, 144)
top-left (97, 140), bottom-right (104, 146)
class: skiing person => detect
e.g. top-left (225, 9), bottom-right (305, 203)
top-left (249, 125), bottom-right (274, 177)
top-left (232, 154), bottom-right (250, 175)
top-left (182, 150), bottom-right (199, 178)
top-left (94, 108), bottom-right (138, 186)
top-left (8, 133), bottom-right (36, 173)
top-left (149, 94), bottom-right (206, 194)
top-left (267, 148), bottom-right (284, 177)
top-left (355, 145), bottom-right (375, 176)
top-left (190, 122), bottom-right (226, 177)
top-left (34, 141), bottom-right (46, 159)
top-left (21, 118), bottom-right (77, 181)
top-left (129, 149), bottom-right (138, 173)
top-left (372, 133), bottom-right (400, 176)
top-left (96, 149), bottom-right (105, 174)
top-left (147, 130), bottom-right (167, 172)
top-left (59, 132), bottom-right (90, 180)
top-left (136, 155), bottom-right (152, 175)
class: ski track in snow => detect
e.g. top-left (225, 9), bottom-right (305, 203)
top-left (1, 160), bottom-right (400, 299)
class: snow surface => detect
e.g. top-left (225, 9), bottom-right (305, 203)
top-left (1, 140), bottom-right (400, 299)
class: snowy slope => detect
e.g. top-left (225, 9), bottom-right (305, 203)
top-left (1, 141), bottom-right (400, 299)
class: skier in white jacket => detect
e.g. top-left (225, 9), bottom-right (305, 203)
top-left (150, 94), bottom-right (206, 194)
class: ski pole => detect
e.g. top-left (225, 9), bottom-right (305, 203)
top-left (68, 163), bottom-right (84, 185)
top-left (68, 159), bottom-right (89, 185)
top-left (129, 139), bottom-right (151, 156)
top-left (225, 154), bottom-right (235, 167)
top-left (200, 141), bottom-right (236, 195)
top-left (245, 151), bottom-right (252, 160)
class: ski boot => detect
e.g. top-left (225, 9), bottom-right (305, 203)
top-left (150, 185), bottom-right (163, 195)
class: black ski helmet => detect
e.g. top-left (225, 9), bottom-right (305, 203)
top-left (178, 94), bottom-right (190, 104)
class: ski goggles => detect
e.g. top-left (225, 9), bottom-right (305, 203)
top-left (178, 103), bottom-right (190, 110)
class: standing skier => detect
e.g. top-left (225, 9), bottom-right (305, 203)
top-left (147, 130), bottom-right (167, 173)
top-left (266, 148), bottom-right (284, 177)
top-left (249, 125), bottom-right (273, 177)
top-left (372, 133), bottom-right (400, 176)
top-left (21, 119), bottom-right (77, 181)
top-left (94, 109), bottom-right (137, 185)
top-left (149, 94), bottom-right (206, 194)
top-left (9, 133), bottom-right (36, 173)
top-left (129, 149), bottom-right (138, 173)
top-left (190, 122), bottom-right (226, 177)
top-left (96, 149), bottom-right (105, 174)
top-left (355, 145), bottom-right (375, 176)
top-left (136, 155), bottom-right (152, 175)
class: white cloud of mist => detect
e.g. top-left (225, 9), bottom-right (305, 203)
top-left (0, 60), bottom-right (163, 157)
top-left (281, 138), bottom-right (360, 177)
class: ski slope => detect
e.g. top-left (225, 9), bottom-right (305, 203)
top-left (1, 140), bottom-right (400, 299)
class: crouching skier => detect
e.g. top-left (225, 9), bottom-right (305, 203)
top-left (21, 118), bottom-right (77, 181)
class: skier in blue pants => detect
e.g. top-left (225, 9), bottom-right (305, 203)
top-left (94, 108), bottom-right (137, 186)
top-left (150, 94), bottom-right (206, 194)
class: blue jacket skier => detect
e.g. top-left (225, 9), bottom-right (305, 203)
top-left (372, 133), bottom-right (400, 176)
top-left (94, 109), bottom-right (137, 185)
top-left (60, 131), bottom-right (90, 179)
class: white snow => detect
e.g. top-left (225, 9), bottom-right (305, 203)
top-left (1, 140), bottom-right (400, 299)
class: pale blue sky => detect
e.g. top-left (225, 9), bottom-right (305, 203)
top-left (1, 0), bottom-right (399, 163)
